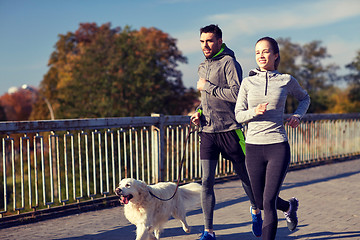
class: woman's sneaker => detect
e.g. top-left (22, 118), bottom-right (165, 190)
top-left (198, 231), bottom-right (216, 240)
top-left (250, 206), bottom-right (262, 237)
top-left (284, 197), bottom-right (299, 231)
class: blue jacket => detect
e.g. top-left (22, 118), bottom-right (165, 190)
top-left (197, 43), bottom-right (243, 133)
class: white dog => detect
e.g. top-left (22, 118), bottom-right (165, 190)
top-left (115, 178), bottom-right (201, 240)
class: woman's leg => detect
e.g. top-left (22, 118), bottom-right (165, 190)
top-left (245, 144), bottom-right (266, 211)
top-left (262, 142), bottom-right (290, 240)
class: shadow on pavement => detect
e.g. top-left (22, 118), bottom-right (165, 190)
top-left (54, 162), bottom-right (360, 240)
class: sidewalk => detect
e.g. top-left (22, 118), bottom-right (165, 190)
top-left (1, 158), bottom-right (360, 240)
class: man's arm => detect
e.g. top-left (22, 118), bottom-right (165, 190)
top-left (198, 58), bottom-right (242, 103)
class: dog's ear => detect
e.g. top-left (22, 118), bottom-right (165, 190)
top-left (137, 180), bottom-right (149, 193)
top-left (136, 180), bottom-right (151, 202)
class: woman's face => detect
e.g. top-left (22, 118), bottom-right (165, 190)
top-left (255, 40), bottom-right (278, 71)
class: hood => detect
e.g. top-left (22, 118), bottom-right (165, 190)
top-left (211, 43), bottom-right (236, 60)
top-left (248, 68), bottom-right (280, 95)
top-left (248, 68), bottom-right (279, 76)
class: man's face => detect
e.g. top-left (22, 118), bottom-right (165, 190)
top-left (200, 32), bottom-right (222, 59)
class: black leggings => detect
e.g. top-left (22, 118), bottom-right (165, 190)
top-left (200, 131), bottom-right (257, 230)
top-left (246, 142), bottom-right (291, 240)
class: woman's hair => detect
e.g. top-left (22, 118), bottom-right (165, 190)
top-left (256, 37), bottom-right (280, 70)
top-left (200, 24), bottom-right (222, 39)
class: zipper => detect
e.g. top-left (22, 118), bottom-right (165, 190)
top-left (202, 60), bottom-right (211, 126)
top-left (265, 72), bottom-right (268, 96)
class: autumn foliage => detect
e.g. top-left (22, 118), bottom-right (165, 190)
top-left (1, 24), bottom-right (359, 121)
top-left (0, 89), bottom-right (34, 121)
top-left (29, 23), bottom-right (197, 120)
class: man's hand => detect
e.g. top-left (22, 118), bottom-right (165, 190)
top-left (197, 78), bottom-right (207, 91)
top-left (190, 112), bottom-right (201, 126)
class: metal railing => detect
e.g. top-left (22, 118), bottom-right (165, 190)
top-left (0, 113), bottom-right (359, 217)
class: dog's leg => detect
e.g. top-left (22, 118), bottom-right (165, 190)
top-left (146, 226), bottom-right (158, 240)
top-left (172, 211), bottom-right (191, 233)
top-left (153, 228), bottom-right (162, 239)
top-left (154, 229), bottom-right (160, 240)
top-left (136, 224), bottom-right (153, 240)
top-left (180, 218), bottom-right (191, 233)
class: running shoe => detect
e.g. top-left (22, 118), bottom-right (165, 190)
top-left (284, 197), bottom-right (299, 231)
top-left (198, 231), bottom-right (216, 240)
top-left (250, 206), bottom-right (263, 237)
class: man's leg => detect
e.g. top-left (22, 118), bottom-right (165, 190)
top-left (199, 132), bottom-right (220, 233)
top-left (201, 159), bottom-right (218, 231)
top-left (219, 130), bottom-right (257, 207)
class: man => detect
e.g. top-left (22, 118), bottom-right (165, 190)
top-left (191, 24), bottom-right (262, 240)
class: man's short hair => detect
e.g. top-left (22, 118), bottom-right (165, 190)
top-left (200, 24), bottom-right (222, 39)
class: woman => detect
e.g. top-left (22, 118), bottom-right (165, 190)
top-left (235, 37), bottom-right (310, 240)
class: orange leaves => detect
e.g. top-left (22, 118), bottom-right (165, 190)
top-left (0, 89), bottom-right (35, 121)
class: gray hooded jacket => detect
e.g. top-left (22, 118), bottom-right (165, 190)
top-left (197, 44), bottom-right (243, 133)
top-left (235, 68), bottom-right (310, 144)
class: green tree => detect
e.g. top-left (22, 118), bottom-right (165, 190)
top-left (344, 50), bottom-right (360, 109)
top-left (32, 23), bottom-right (195, 119)
top-left (277, 38), bottom-right (339, 113)
top-left (277, 38), bottom-right (302, 113)
top-left (327, 86), bottom-right (360, 113)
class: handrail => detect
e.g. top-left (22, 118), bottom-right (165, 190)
top-left (0, 113), bottom-right (359, 219)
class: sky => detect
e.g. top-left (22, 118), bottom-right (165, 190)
top-left (1, 0), bottom-right (360, 95)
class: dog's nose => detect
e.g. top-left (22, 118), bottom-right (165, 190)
top-left (115, 187), bottom-right (122, 196)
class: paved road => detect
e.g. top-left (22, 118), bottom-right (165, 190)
top-left (1, 158), bottom-right (360, 240)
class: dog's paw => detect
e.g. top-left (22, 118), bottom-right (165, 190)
top-left (183, 226), bottom-right (191, 233)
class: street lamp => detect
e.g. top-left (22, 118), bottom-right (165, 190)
top-left (22, 84), bottom-right (55, 120)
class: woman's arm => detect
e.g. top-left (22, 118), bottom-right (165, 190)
top-left (235, 79), bottom-right (258, 123)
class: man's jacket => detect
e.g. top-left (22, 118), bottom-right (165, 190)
top-left (197, 43), bottom-right (243, 133)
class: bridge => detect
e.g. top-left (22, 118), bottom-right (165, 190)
top-left (1, 157), bottom-right (360, 239)
top-left (0, 113), bottom-right (359, 239)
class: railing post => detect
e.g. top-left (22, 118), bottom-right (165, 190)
top-left (151, 113), bottom-right (165, 183)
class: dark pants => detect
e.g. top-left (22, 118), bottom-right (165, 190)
top-left (200, 130), bottom-right (257, 230)
top-left (246, 142), bottom-right (291, 240)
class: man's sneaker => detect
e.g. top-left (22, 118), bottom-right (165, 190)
top-left (198, 231), bottom-right (216, 240)
top-left (284, 197), bottom-right (299, 231)
top-left (250, 206), bottom-right (262, 237)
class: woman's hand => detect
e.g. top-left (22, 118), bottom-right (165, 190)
top-left (287, 115), bottom-right (301, 128)
top-left (255, 103), bottom-right (269, 115)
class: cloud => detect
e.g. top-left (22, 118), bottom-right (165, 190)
top-left (158, 0), bottom-right (200, 3)
top-left (214, 0), bottom-right (360, 39)
top-left (323, 36), bottom-right (359, 72)
top-left (175, 0), bottom-right (360, 89)
top-left (177, 0), bottom-right (360, 55)
top-left (176, 30), bottom-right (200, 55)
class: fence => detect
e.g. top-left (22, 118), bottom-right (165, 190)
top-left (0, 113), bottom-right (359, 218)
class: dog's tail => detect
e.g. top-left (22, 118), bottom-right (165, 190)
top-left (178, 182), bottom-right (202, 208)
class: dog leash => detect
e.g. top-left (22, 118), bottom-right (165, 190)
top-left (149, 122), bottom-right (198, 201)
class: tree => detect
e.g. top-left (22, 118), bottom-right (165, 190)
top-left (277, 38), bottom-right (340, 113)
top-left (0, 104), bottom-right (6, 121)
top-left (277, 38), bottom-right (302, 114)
top-left (344, 50), bottom-right (360, 109)
top-left (327, 86), bottom-right (360, 113)
top-left (0, 89), bottom-right (34, 121)
top-left (32, 23), bottom-right (195, 120)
